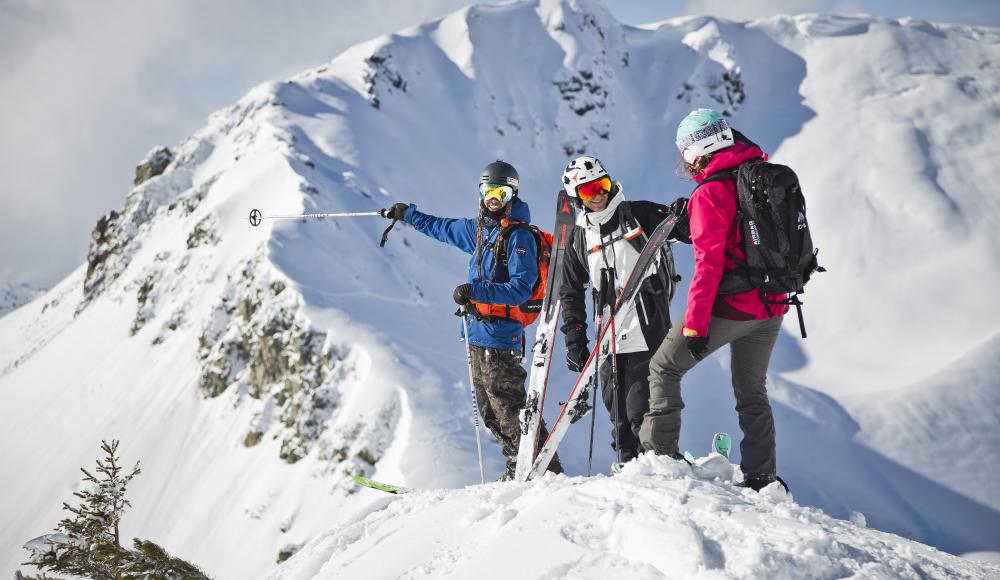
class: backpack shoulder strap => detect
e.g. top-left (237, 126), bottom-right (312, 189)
top-left (493, 220), bottom-right (536, 275)
top-left (697, 168), bottom-right (738, 187)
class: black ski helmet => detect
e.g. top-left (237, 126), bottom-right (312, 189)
top-left (480, 160), bottom-right (519, 193)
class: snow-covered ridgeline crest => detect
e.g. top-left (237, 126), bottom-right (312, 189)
top-left (2, 0), bottom-right (1000, 577)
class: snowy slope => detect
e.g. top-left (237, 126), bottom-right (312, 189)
top-left (272, 455), bottom-right (999, 579)
top-left (0, 282), bottom-right (44, 319)
top-left (2, 0), bottom-right (999, 577)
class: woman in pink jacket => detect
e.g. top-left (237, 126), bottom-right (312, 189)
top-left (639, 108), bottom-right (788, 492)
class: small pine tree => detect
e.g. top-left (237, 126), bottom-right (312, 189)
top-left (94, 538), bottom-right (210, 579)
top-left (61, 439), bottom-right (142, 549)
top-left (19, 439), bottom-right (139, 579)
top-left (18, 439), bottom-right (209, 579)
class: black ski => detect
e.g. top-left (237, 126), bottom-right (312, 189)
top-left (514, 191), bottom-right (576, 481)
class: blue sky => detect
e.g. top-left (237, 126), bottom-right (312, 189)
top-left (1, 0), bottom-right (998, 288)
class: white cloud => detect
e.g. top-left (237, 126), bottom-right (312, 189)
top-left (0, 0), bottom-right (478, 287)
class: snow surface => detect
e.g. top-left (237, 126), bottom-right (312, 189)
top-left (272, 454), bottom-right (999, 579)
top-left (2, 0), bottom-right (999, 578)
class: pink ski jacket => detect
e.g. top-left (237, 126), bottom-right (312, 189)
top-left (684, 142), bottom-right (788, 337)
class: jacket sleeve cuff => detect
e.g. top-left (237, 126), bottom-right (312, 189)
top-left (469, 282), bottom-right (486, 303)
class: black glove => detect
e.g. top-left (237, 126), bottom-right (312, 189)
top-left (382, 203), bottom-right (409, 221)
top-left (563, 322), bottom-right (590, 372)
top-left (453, 283), bottom-right (473, 305)
top-left (686, 335), bottom-right (710, 361)
top-left (669, 197), bottom-right (691, 244)
top-left (566, 342), bottom-right (590, 373)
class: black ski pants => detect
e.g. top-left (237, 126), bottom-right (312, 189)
top-left (599, 350), bottom-right (652, 463)
top-left (640, 312), bottom-right (782, 476)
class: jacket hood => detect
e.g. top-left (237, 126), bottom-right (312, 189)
top-left (694, 142), bottom-right (768, 183)
top-left (580, 182), bottom-right (626, 228)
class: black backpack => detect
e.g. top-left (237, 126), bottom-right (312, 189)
top-left (701, 160), bottom-right (825, 337)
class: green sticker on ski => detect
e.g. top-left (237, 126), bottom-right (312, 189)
top-left (353, 474), bottom-right (411, 495)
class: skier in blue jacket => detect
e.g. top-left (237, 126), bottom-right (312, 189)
top-left (384, 160), bottom-right (563, 479)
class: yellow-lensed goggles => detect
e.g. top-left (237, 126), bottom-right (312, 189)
top-left (479, 183), bottom-right (515, 203)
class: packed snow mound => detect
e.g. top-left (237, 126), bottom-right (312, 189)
top-left (272, 454), bottom-right (997, 579)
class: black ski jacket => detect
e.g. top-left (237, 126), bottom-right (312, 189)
top-left (558, 194), bottom-right (674, 350)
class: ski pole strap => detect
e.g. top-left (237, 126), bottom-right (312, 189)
top-left (380, 219), bottom-right (398, 247)
top-left (455, 305), bottom-right (489, 323)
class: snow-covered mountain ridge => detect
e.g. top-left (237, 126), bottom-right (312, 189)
top-left (2, 0), bottom-right (998, 577)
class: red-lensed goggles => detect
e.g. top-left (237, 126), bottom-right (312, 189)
top-left (575, 176), bottom-right (612, 200)
top-left (480, 183), bottom-right (515, 204)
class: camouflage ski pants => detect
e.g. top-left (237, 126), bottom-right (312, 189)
top-left (469, 345), bottom-right (562, 474)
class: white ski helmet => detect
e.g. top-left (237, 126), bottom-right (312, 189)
top-left (676, 108), bottom-right (734, 164)
top-left (562, 156), bottom-right (609, 197)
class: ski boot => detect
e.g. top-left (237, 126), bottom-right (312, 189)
top-left (738, 473), bottom-right (789, 493)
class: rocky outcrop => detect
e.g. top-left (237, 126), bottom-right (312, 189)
top-left (676, 69), bottom-right (745, 117)
top-left (364, 50), bottom-right (407, 109)
top-left (134, 146), bottom-right (174, 186)
top-left (198, 252), bottom-right (364, 464)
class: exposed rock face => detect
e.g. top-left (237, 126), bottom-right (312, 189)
top-left (364, 50), bottom-right (407, 109)
top-left (83, 209), bottom-right (124, 305)
top-left (198, 252), bottom-right (366, 465)
top-left (81, 146), bottom-right (207, 310)
top-left (134, 146), bottom-right (174, 186)
top-left (676, 69), bottom-right (745, 117)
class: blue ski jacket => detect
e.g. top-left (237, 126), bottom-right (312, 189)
top-left (404, 198), bottom-right (538, 350)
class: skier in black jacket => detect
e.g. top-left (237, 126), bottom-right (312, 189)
top-left (558, 156), bottom-right (680, 469)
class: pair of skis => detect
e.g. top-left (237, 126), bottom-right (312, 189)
top-left (519, 209), bottom-right (680, 480)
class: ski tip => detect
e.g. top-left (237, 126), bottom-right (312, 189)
top-left (711, 432), bottom-right (733, 460)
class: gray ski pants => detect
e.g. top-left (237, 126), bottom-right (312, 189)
top-left (639, 312), bottom-right (782, 476)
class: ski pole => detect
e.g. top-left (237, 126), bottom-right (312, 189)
top-left (587, 291), bottom-right (602, 477)
top-left (461, 312), bottom-right (487, 484)
top-left (609, 306), bottom-right (621, 466)
top-left (248, 208), bottom-right (400, 247)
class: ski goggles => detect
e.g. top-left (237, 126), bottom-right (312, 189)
top-left (575, 176), bottom-right (612, 200)
top-left (479, 183), bottom-right (515, 204)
